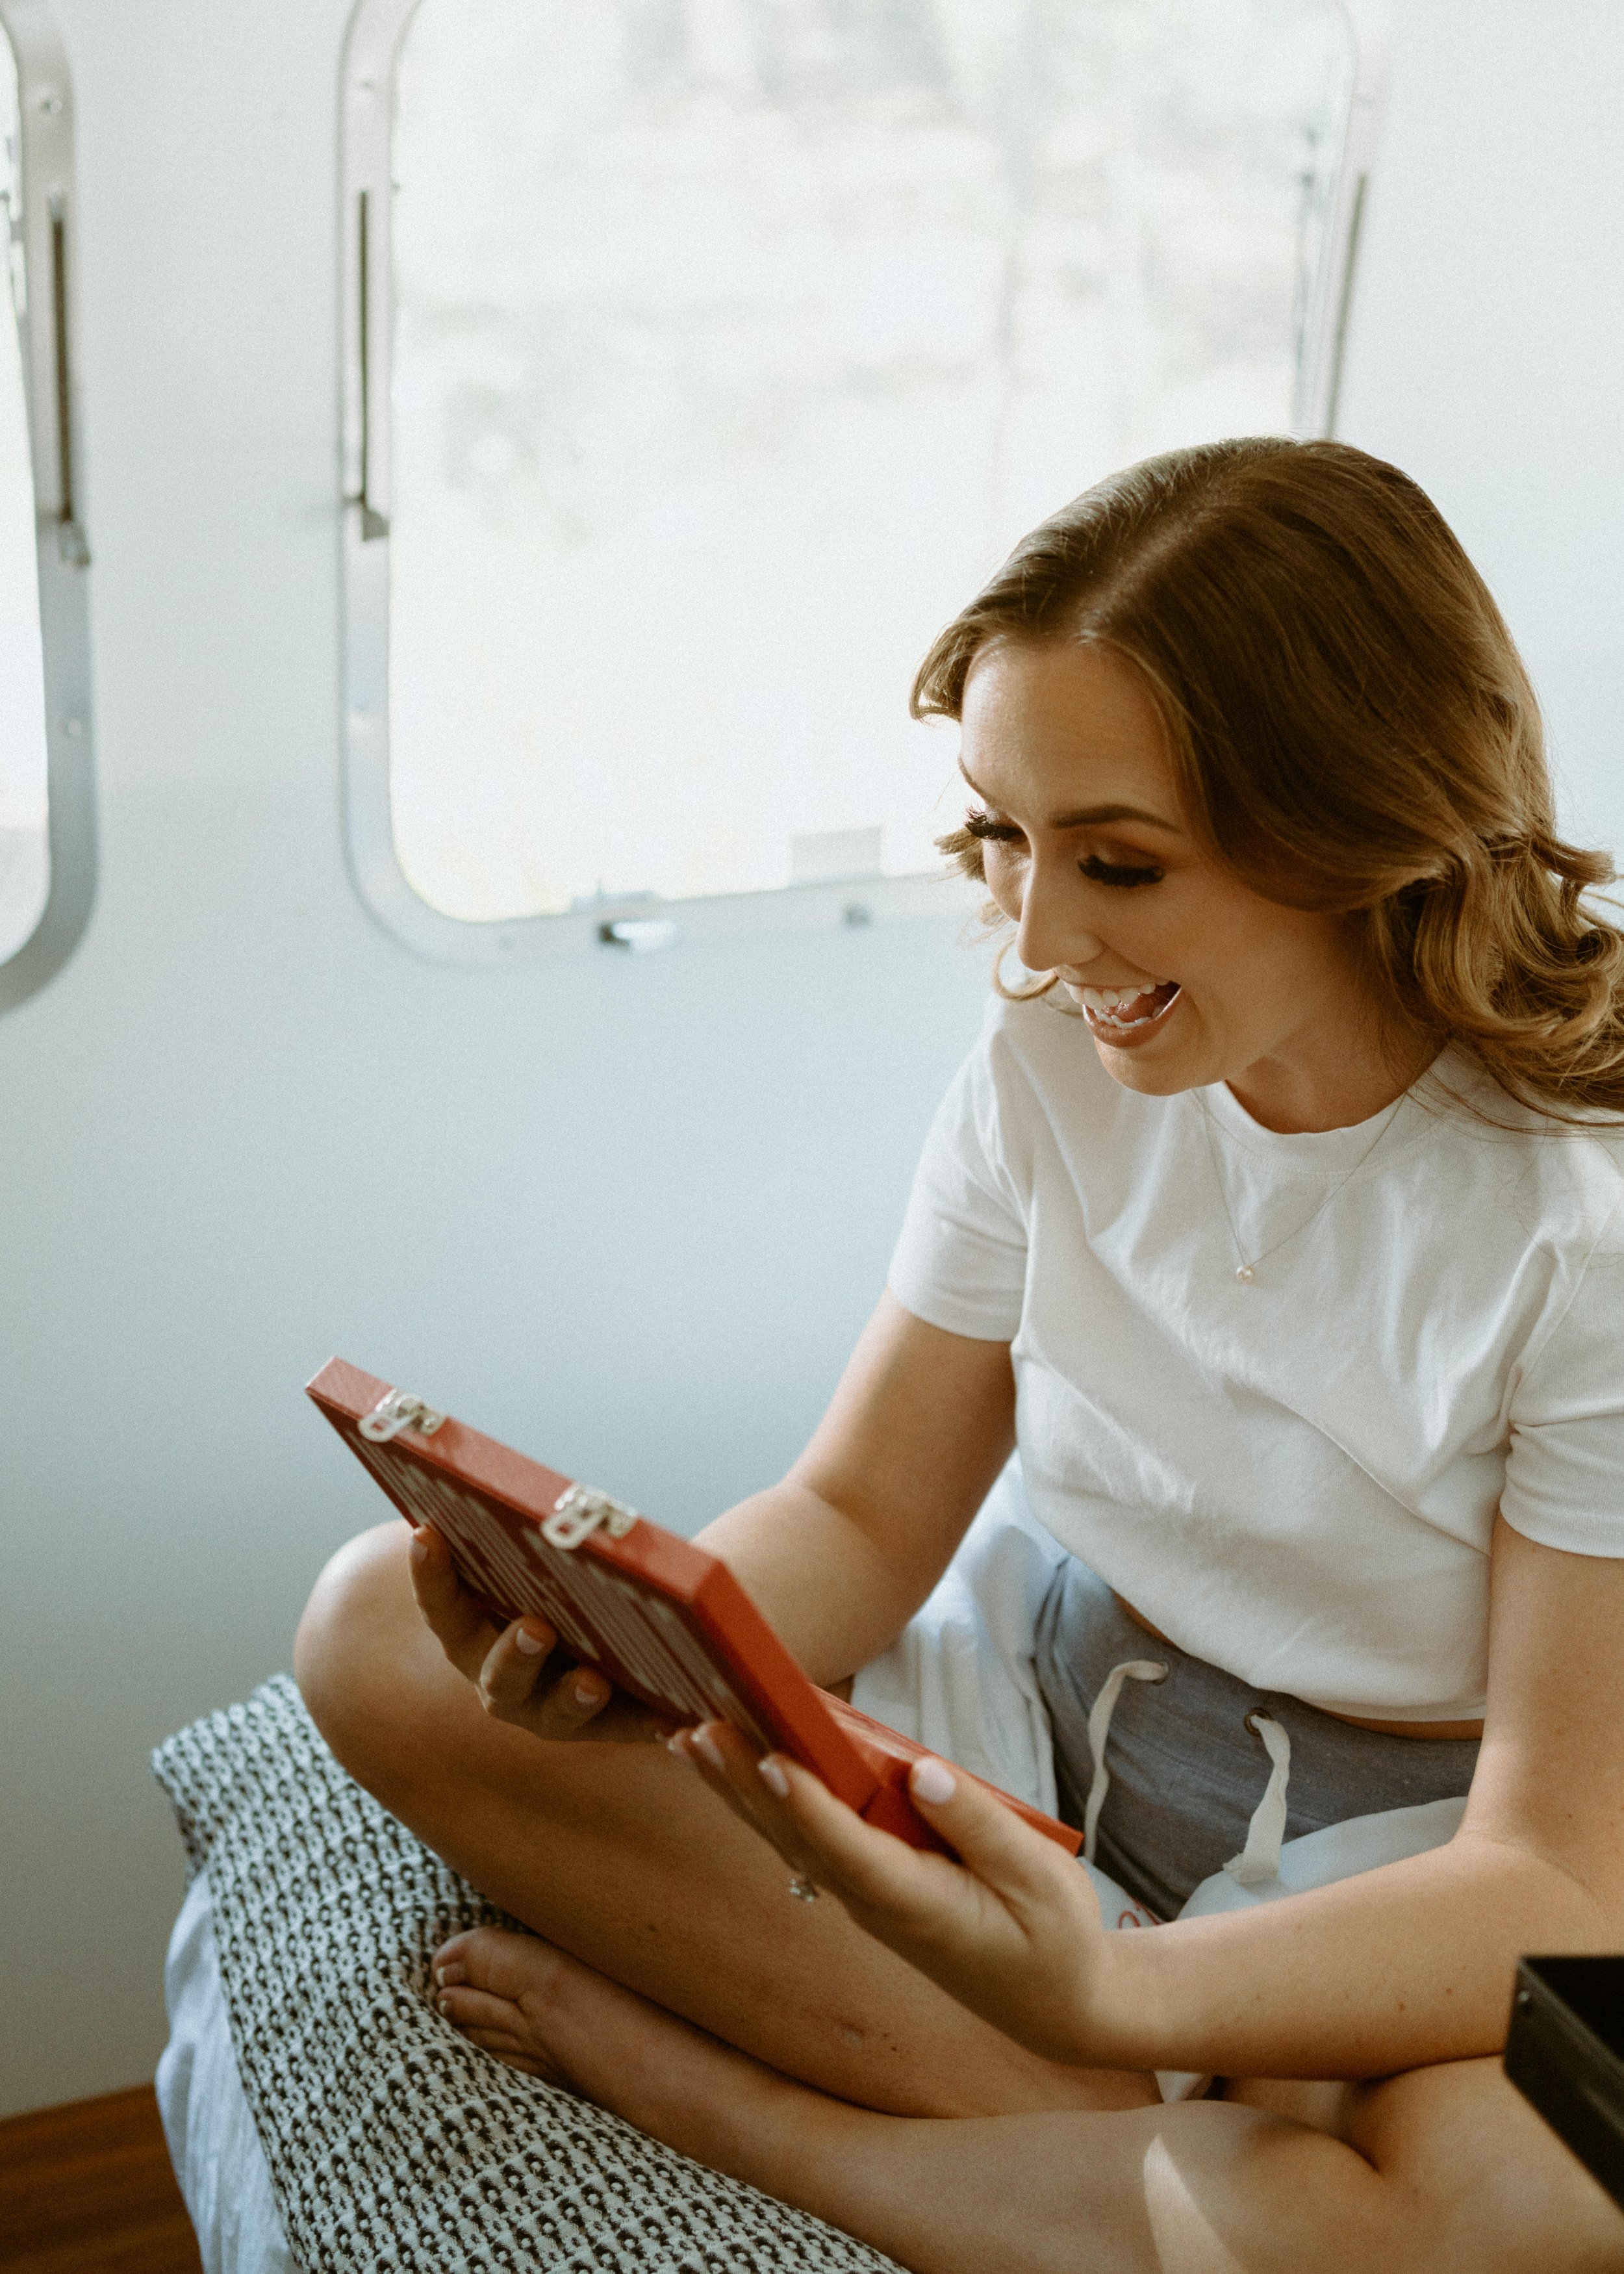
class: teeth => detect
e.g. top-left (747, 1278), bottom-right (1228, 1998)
top-left (1080, 982), bottom-right (1169, 1015)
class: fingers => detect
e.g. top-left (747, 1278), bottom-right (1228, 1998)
top-left (758, 1750), bottom-right (972, 1928)
top-left (896, 1757), bottom-right (1080, 1919)
top-left (479, 1619), bottom-right (622, 1739)
top-left (668, 1720), bottom-right (961, 1928)
top-left (674, 1725), bottom-right (1074, 1930)
top-left (405, 1524), bottom-right (675, 1746)
top-left (668, 1722), bottom-right (820, 1871)
top-left (409, 1523), bottom-right (624, 1737)
top-left (407, 1524), bottom-right (506, 1677)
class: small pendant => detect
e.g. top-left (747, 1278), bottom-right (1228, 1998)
top-left (1236, 1264), bottom-right (1256, 1283)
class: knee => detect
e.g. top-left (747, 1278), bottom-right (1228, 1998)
top-left (294, 1520), bottom-right (417, 1782)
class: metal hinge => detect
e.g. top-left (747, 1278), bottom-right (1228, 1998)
top-left (357, 1388), bottom-right (447, 1443)
top-left (542, 1483), bottom-right (640, 1550)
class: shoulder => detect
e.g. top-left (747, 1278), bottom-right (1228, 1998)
top-left (1415, 1048), bottom-right (1624, 1258)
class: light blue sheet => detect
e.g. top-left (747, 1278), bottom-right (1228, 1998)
top-left (157, 1871), bottom-right (295, 2274)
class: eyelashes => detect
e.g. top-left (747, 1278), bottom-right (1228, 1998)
top-left (1080, 856), bottom-right (1165, 888)
top-left (963, 810), bottom-right (1164, 889)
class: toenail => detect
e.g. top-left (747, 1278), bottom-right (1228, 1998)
top-left (692, 1728), bottom-right (726, 1774)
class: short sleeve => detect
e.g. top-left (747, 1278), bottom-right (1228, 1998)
top-left (1500, 1196), bottom-right (1624, 1556)
top-left (887, 1036), bottom-right (1028, 1340)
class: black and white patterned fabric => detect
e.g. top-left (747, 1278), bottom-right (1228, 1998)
top-left (153, 1676), bottom-right (900, 2274)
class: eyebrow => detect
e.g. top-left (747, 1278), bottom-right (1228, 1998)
top-left (958, 763), bottom-right (1184, 835)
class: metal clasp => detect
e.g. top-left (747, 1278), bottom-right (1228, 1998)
top-left (357, 1388), bottom-right (447, 1443)
top-left (541, 1483), bottom-right (640, 1550)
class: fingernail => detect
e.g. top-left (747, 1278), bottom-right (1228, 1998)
top-left (513, 1626), bottom-right (546, 1655)
top-left (758, 1757), bottom-right (790, 1799)
top-left (693, 1728), bottom-right (727, 1774)
top-left (572, 1677), bottom-right (603, 1706)
top-left (408, 1529), bottom-right (428, 1563)
top-left (911, 1757), bottom-right (956, 1806)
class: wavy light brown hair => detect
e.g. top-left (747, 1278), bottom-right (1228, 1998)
top-left (916, 437), bottom-right (1624, 1121)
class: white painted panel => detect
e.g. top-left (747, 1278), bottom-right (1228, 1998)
top-left (0, 0), bottom-right (990, 2117)
top-left (1335, 0), bottom-right (1624, 864)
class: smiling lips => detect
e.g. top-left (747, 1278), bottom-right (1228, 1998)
top-left (1075, 980), bottom-right (1182, 1034)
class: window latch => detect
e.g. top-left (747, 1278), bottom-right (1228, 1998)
top-left (598, 918), bottom-right (679, 953)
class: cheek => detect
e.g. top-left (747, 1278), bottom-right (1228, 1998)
top-left (982, 849), bottom-right (1025, 923)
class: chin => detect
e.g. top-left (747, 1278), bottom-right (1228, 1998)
top-left (1089, 1038), bottom-right (1206, 1097)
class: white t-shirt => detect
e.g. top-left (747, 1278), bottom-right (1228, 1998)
top-left (888, 995), bottom-right (1624, 1722)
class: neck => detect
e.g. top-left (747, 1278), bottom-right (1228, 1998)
top-left (1226, 1020), bottom-right (1438, 1136)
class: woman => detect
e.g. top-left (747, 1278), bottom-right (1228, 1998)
top-left (296, 438), bottom-right (1624, 2272)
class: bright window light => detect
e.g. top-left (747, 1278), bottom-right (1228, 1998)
top-left (381, 0), bottom-right (1354, 925)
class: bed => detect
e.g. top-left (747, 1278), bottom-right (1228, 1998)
top-left (153, 1476), bottom-right (1448, 2270)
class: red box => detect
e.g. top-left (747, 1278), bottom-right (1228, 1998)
top-left (307, 1357), bottom-right (1081, 1859)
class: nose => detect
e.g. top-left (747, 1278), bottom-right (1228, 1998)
top-left (1014, 850), bottom-right (1104, 976)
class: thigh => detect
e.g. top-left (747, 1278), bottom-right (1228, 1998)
top-left (1229, 2059), bottom-right (1624, 2273)
top-left (294, 1522), bottom-right (1157, 2123)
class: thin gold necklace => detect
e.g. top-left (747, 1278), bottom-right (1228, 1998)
top-left (1197, 1093), bottom-right (1405, 1284)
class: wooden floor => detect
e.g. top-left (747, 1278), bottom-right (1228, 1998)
top-left (0, 2086), bottom-right (203, 2274)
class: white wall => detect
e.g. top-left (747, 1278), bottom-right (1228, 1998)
top-left (1, 0), bottom-right (1620, 2120)
top-left (0, 0), bottom-right (992, 2119)
top-left (1336, 0), bottom-right (1624, 863)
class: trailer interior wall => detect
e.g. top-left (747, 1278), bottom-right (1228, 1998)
top-left (1, 0), bottom-right (1619, 2117)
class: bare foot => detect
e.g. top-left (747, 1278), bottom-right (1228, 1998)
top-left (431, 1924), bottom-right (815, 2164)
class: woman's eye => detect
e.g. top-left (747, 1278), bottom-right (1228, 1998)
top-left (1080, 855), bottom-right (1163, 889)
top-left (963, 809), bottom-right (1024, 847)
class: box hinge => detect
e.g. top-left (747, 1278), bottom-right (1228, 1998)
top-left (542, 1484), bottom-right (640, 1550)
top-left (357, 1388), bottom-right (447, 1443)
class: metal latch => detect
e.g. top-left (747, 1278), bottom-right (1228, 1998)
top-left (358, 1388), bottom-right (448, 1443)
top-left (541, 1483), bottom-right (641, 1550)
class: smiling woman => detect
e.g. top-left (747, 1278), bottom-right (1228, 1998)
top-left (945, 638), bottom-right (1433, 1131)
top-left (922, 437), bottom-right (1624, 1127)
top-left (298, 435), bottom-right (1624, 2274)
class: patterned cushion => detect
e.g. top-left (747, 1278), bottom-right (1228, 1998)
top-left (153, 1676), bottom-right (899, 2274)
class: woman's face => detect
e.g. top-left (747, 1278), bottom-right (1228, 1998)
top-left (958, 639), bottom-right (1408, 1131)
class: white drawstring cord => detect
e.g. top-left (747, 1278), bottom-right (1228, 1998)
top-left (1223, 1711), bottom-right (1293, 1885)
top-left (1083, 1658), bottom-right (1169, 1862)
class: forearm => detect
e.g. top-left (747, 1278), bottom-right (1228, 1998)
top-left (696, 1483), bottom-right (937, 1688)
top-left (1084, 1832), bottom-right (1618, 2081)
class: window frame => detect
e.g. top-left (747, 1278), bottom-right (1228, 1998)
top-left (0, 0), bottom-right (94, 1015)
top-left (339, 0), bottom-right (1388, 967)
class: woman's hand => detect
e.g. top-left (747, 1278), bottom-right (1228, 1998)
top-left (670, 1720), bottom-right (1124, 2066)
top-left (408, 1524), bottom-right (675, 1744)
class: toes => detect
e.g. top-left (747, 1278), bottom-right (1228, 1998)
top-left (431, 1924), bottom-right (559, 2004)
top-left (436, 1984), bottom-right (524, 2036)
top-left (431, 1928), bottom-right (476, 1981)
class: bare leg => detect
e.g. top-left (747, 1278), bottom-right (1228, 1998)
top-left (294, 1522), bottom-right (1154, 2118)
top-left (432, 1925), bottom-right (1624, 2274)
